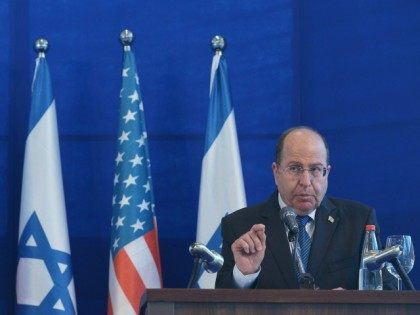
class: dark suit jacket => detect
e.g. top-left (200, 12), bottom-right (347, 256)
top-left (216, 192), bottom-right (395, 289)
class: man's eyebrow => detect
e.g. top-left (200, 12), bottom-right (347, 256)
top-left (308, 162), bottom-right (326, 167)
top-left (286, 161), bottom-right (303, 166)
top-left (286, 162), bottom-right (325, 167)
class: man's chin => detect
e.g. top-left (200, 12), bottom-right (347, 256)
top-left (293, 201), bottom-right (316, 215)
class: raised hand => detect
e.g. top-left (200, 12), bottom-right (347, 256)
top-left (231, 224), bottom-right (266, 275)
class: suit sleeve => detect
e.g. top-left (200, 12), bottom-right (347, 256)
top-left (215, 216), bottom-right (237, 288)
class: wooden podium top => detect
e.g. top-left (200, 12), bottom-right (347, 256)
top-left (147, 288), bottom-right (420, 304)
top-left (145, 289), bottom-right (420, 315)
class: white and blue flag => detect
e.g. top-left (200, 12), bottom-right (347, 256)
top-left (16, 55), bottom-right (77, 314)
top-left (195, 51), bottom-right (247, 288)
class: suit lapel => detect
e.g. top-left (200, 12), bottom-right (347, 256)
top-left (307, 197), bottom-right (340, 276)
top-left (260, 194), bottom-right (297, 288)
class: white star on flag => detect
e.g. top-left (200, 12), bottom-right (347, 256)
top-left (114, 174), bottom-right (119, 186)
top-left (128, 90), bottom-right (139, 103)
top-left (123, 110), bottom-right (137, 123)
top-left (115, 216), bottom-right (125, 229)
top-left (115, 152), bottom-right (124, 165)
top-left (137, 199), bottom-right (150, 212)
top-left (129, 154), bottom-right (143, 167)
top-left (118, 194), bottom-right (131, 208)
top-left (130, 219), bottom-right (145, 232)
top-left (135, 73), bottom-right (139, 85)
top-left (143, 181), bottom-right (151, 193)
top-left (135, 135), bottom-right (145, 147)
top-left (118, 131), bottom-right (131, 144)
top-left (112, 238), bottom-right (120, 251)
top-left (122, 68), bottom-right (130, 77)
top-left (123, 174), bottom-right (138, 188)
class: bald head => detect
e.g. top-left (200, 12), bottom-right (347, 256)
top-left (275, 126), bottom-right (329, 165)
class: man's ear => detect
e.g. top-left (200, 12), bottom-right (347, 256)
top-left (272, 162), bottom-right (279, 185)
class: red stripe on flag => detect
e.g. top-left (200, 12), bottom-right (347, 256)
top-left (114, 249), bottom-right (146, 312)
top-left (107, 294), bottom-right (114, 315)
top-left (144, 229), bottom-right (162, 284)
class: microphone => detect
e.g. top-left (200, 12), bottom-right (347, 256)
top-left (279, 206), bottom-right (298, 242)
top-left (364, 245), bottom-right (402, 271)
top-left (189, 242), bottom-right (224, 273)
top-left (279, 206), bottom-right (318, 289)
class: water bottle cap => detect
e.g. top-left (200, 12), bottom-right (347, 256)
top-left (365, 224), bottom-right (376, 231)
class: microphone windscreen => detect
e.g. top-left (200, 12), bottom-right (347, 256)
top-left (280, 206), bottom-right (298, 234)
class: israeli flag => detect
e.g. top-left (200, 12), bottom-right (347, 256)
top-left (196, 51), bottom-right (247, 288)
top-left (16, 55), bottom-right (77, 314)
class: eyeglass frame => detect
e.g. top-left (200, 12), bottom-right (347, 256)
top-left (276, 162), bottom-right (330, 179)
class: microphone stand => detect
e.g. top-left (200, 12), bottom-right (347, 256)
top-left (291, 232), bottom-right (318, 290)
top-left (187, 257), bottom-right (202, 288)
top-left (187, 243), bottom-right (224, 288)
top-left (390, 257), bottom-right (415, 290)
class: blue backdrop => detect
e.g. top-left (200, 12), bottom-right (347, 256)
top-left (1, 1), bottom-right (420, 313)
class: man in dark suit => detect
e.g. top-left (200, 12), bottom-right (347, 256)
top-left (216, 126), bottom-right (393, 289)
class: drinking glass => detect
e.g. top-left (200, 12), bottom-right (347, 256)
top-left (385, 235), bottom-right (415, 290)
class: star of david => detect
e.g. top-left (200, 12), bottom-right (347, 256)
top-left (16, 211), bottom-right (76, 314)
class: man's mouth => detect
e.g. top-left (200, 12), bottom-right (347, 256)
top-left (295, 194), bottom-right (314, 200)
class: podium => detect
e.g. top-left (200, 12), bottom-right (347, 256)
top-left (145, 289), bottom-right (420, 315)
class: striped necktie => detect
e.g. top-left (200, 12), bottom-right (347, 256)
top-left (296, 215), bottom-right (312, 271)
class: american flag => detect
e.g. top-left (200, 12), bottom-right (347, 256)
top-left (107, 45), bottom-right (162, 315)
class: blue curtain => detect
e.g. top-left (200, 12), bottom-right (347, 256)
top-left (1, 1), bottom-right (420, 312)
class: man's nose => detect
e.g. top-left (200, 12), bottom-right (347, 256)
top-left (298, 169), bottom-right (312, 186)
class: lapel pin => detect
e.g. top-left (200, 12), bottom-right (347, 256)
top-left (328, 216), bottom-right (334, 223)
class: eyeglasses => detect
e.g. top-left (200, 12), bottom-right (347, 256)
top-left (280, 164), bottom-right (328, 179)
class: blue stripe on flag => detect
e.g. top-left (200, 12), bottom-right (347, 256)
top-left (204, 56), bottom-right (233, 152)
top-left (195, 223), bottom-right (223, 285)
top-left (28, 58), bottom-right (54, 132)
